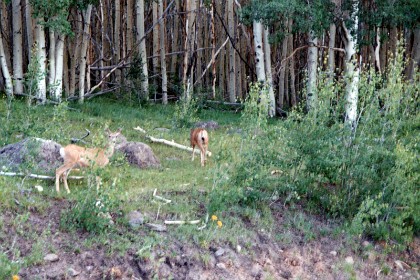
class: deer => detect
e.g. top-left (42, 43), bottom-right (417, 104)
top-left (55, 128), bottom-right (122, 193)
top-left (190, 128), bottom-right (209, 167)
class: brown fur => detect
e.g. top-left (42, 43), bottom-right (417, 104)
top-left (55, 129), bottom-right (121, 193)
top-left (190, 128), bottom-right (209, 167)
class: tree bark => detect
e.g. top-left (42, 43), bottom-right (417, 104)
top-left (288, 20), bottom-right (296, 107)
top-left (79, 5), bottom-right (93, 103)
top-left (34, 20), bottom-right (47, 103)
top-left (0, 4), bottom-right (13, 98)
top-left (114, 0), bottom-right (121, 87)
top-left (263, 27), bottom-right (276, 117)
top-left (12, 0), bottom-right (24, 95)
top-left (159, 0), bottom-right (168, 104)
top-left (228, 0), bottom-right (236, 102)
top-left (328, 23), bottom-right (336, 82)
top-left (407, 28), bottom-right (420, 81)
top-left (25, 0), bottom-right (33, 62)
top-left (278, 32), bottom-right (288, 109)
top-left (342, 4), bottom-right (360, 127)
top-left (306, 30), bottom-right (318, 111)
top-left (136, 0), bottom-right (149, 98)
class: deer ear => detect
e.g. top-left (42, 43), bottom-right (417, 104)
top-left (105, 128), bottom-right (111, 134)
top-left (117, 128), bottom-right (122, 133)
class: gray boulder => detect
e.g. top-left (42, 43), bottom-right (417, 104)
top-left (0, 138), bottom-right (62, 173)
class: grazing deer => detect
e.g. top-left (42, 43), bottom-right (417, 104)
top-left (190, 128), bottom-right (209, 167)
top-left (55, 128), bottom-right (122, 193)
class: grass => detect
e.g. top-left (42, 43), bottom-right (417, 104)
top-left (0, 97), bottom-right (249, 265)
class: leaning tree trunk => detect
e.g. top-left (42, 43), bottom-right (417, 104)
top-left (342, 6), bottom-right (360, 127)
top-left (306, 30), bottom-right (318, 111)
top-left (12, 0), bottom-right (24, 95)
top-left (159, 0), bottom-right (168, 104)
top-left (78, 5), bottom-right (93, 103)
top-left (34, 20), bottom-right (47, 103)
top-left (135, 0), bottom-right (149, 99)
top-left (263, 27), bottom-right (276, 117)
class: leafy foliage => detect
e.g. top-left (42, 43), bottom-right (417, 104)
top-left (209, 45), bottom-right (419, 247)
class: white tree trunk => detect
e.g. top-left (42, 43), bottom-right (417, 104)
top-left (0, 7), bottom-right (13, 98)
top-left (34, 20), bottom-right (47, 103)
top-left (253, 21), bottom-right (266, 82)
top-left (263, 27), bottom-right (276, 117)
top-left (306, 30), bottom-right (318, 111)
top-left (210, 0), bottom-right (216, 99)
top-left (79, 5), bottom-right (93, 103)
top-left (342, 3), bottom-right (360, 127)
top-left (54, 34), bottom-right (65, 101)
top-left (375, 26), bottom-right (381, 72)
top-left (135, 0), bottom-right (149, 97)
top-left (159, 0), bottom-right (168, 105)
top-left (228, 0), bottom-right (236, 102)
top-left (48, 29), bottom-right (56, 89)
top-left (12, 0), bottom-right (23, 95)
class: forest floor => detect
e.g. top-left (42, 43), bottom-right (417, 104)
top-left (0, 98), bottom-right (419, 279)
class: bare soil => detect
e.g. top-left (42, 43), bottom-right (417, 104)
top-left (2, 200), bottom-right (419, 280)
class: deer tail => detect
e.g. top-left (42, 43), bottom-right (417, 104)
top-left (59, 147), bottom-right (66, 159)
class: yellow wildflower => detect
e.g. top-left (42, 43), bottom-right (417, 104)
top-left (12, 275), bottom-right (20, 280)
top-left (217, 220), bottom-right (223, 228)
top-left (211, 215), bottom-right (218, 221)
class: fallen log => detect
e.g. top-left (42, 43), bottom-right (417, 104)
top-left (0, 171), bottom-right (84, 180)
top-left (134, 127), bottom-right (212, 157)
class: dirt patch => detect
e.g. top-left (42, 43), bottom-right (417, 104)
top-left (2, 200), bottom-right (419, 280)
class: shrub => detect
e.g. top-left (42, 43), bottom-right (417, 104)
top-left (209, 44), bottom-right (419, 246)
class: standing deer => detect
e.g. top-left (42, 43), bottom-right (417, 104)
top-left (55, 128), bottom-right (122, 193)
top-left (190, 128), bottom-right (209, 167)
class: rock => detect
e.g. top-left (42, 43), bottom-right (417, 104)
top-left (215, 248), bottom-right (225, 257)
top-left (67, 268), bottom-right (80, 277)
top-left (329, 251), bottom-right (337, 256)
top-left (145, 223), bottom-right (167, 232)
top-left (44, 254), bottom-right (59, 262)
top-left (362, 241), bottom-right (371, 247)
top-left (0, 138), bottom-right (63, 173)
top-left (117, 142), bottom-right (161, 169)
top-left (159, 263), bottom-right (172, 278)
top-left (109, 267), bottom-right (123, 278)
top-left (280, 270), bottom-right (292, 279)
top-left (128, 211), bottom-right (145, 228)
top-left (345, 256), bottom-right (354, 265)
top-left (367, 251), bottom-right (376, 262)
top-left (251, 264), bottom-right (262, 277)
top-left (216, 263), bottom-right (226, 270)
top-left (85, 266), bottom-right (94, 272)
top-left (46, 267), bottom-right (64, 279)
top-left (394, 260), bottom-right (409, 271)
top-left (236, 245), bottom-right (242, 253)
top-left (195, 121), bottom-right (219, 130)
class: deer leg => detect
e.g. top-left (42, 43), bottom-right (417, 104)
top-left (200, 147), bottom-right (205, 167)
top-left (55, 162), bottom-right (73, 193)
top-left (192, 144), bottom-right (196, 161)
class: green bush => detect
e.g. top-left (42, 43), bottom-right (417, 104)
top-left (60, 187), bottom-right (117, 233)
top-left (209, 45), bottom-right (419, 246)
